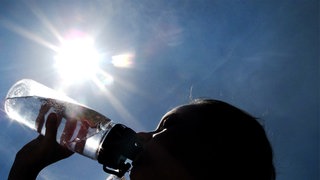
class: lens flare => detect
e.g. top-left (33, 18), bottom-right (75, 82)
top-left (111, 53), bottom-right (134, 68)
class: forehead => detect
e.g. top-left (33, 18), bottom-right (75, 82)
top-left (164, 104), bottom-right (194, 116)
top-left (156, 104), bottom-right (202, 129)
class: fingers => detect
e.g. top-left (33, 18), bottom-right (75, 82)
top-left (36, 104), bottom-right (51, 133)
top-left (45, 113), bottom-right (59, 141)
top-left (74, 121), bottom-right (89, 153)
top-left (60, 118), bottom-right (77, 145)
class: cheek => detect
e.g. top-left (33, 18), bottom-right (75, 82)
top-left (130, 143), bottom-right (169, 180)
top-left (132, 134), bottom-right (188, 178)
top-left (142, 141), bottom-right (172, 168)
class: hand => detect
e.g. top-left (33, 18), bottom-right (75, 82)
top-left (8, 113), bottom-right (74, 180)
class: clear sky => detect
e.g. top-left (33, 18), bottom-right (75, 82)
top-left (0, 0), bottom-right (318, 180)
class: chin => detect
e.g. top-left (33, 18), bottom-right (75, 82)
top-left (129, 166), bottom-right (145, 180)
top-left (129, 166), bottom-right (137, 180)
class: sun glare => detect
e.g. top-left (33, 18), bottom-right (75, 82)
top-left (54, 32), bottom-right (101, 83)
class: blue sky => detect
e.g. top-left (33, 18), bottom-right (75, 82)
top-left (0, 0), bottom-right (318, 180)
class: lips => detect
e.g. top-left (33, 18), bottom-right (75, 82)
top-left (132, 151), bottom-right (142, 167)
top-left (129, 161), bottom-right (141, 180)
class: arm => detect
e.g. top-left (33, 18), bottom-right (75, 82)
top-left (8, 113), bottom-right (74, 180)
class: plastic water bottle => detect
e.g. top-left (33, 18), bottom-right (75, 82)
top-left (4, 79), bottom-right (142, 177)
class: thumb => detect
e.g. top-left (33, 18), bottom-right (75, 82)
top-left (45, 113), bottom-right (59, 141)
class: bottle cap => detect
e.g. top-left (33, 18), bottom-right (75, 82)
top-left (98, 124), bottom-right (142, 177)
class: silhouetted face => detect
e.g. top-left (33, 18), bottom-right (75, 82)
top-left (130, 104), bottom-right (208, 180)
top-left (129, 100), bottom-right (274, 180)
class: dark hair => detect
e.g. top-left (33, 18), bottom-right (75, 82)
top-left (181, 98), bottom-right (276, 179)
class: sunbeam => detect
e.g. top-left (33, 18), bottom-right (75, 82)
top-left (26, 1), bottom-right (64, 42)
top-left (97, 87), bottom-right (143, 129)
top-left (0, 19), bottom-right (59, 52)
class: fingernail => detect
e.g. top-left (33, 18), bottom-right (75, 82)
top-left (48, 113), bottom-right (58, 126)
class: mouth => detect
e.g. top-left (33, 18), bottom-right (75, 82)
top-left (131, 152), bottom-right (142, 167)
top-left (132, 144), bottom-right (146, 168)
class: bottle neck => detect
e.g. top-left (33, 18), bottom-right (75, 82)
top-left (97, 124), bottom-right (142, 177)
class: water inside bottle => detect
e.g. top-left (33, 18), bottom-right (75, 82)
top-left (4, 96), bottom-right (113, 160)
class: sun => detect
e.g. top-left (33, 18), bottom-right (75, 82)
top-left (54, 31), bottom-right (102, 83)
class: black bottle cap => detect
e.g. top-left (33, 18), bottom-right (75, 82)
top-left (97, 124), bottom-right (142, 177)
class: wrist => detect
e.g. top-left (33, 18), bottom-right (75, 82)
top-left (8, 158), bottom-right (43, 180)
